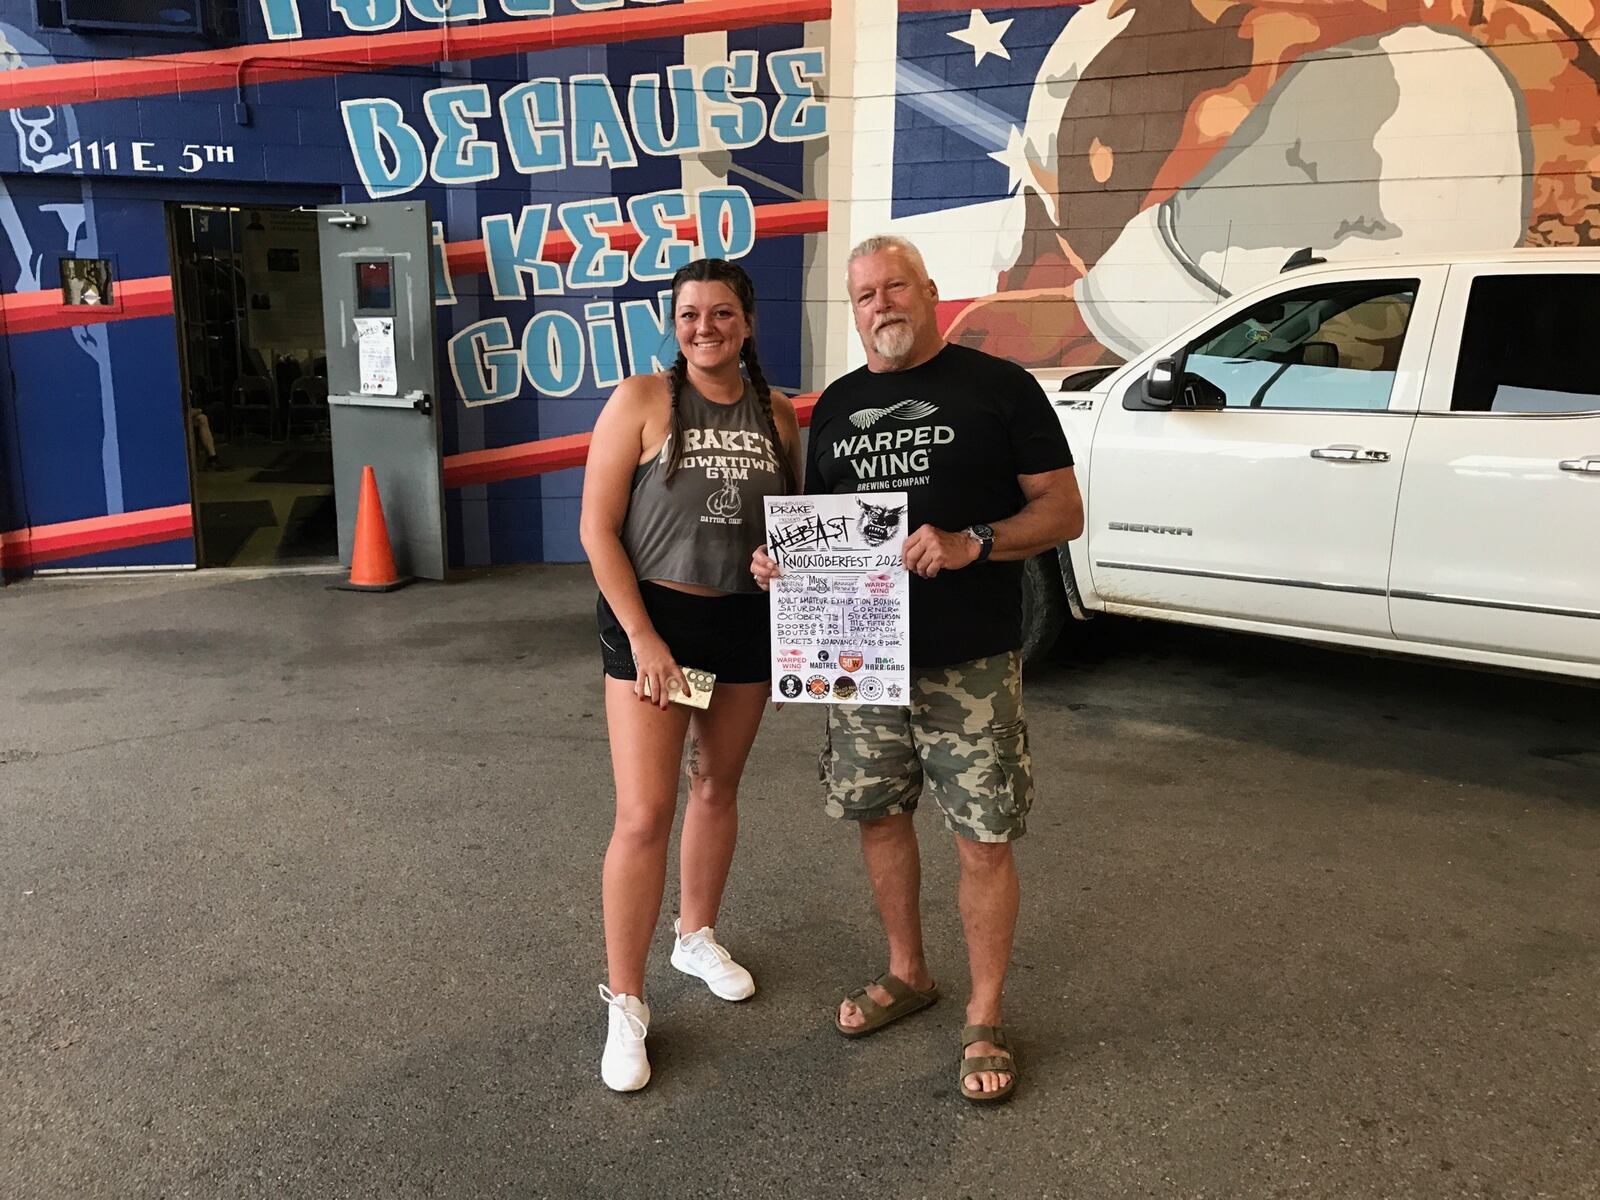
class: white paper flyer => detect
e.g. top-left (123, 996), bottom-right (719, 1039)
top-left (764, 493), bottom-right (910, 706)
top-left (354, 316), bottom-right (398, 396)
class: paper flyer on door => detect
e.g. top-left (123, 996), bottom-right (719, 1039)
top-left (354, 317), bottom-right (398, 396)
top-left (765, 493), bottom-right (911, 706)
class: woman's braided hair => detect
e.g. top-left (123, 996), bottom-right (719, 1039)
top-left (662, 259), bottom-right (794, 492)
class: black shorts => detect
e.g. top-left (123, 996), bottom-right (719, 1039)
top-left (597, 581), bottom-right (771, 684)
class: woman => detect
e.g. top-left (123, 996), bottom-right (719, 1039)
top-left (578, 259), bottom-right (801, 1092)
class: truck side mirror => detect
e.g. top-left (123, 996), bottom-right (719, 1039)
top-left (1146, 358), bottom-right (1176, 407)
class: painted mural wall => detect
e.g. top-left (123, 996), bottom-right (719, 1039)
top-left (932, 0), bottom-right (1600, 369)
top-left (1, 0), bottom-right (1597, 574)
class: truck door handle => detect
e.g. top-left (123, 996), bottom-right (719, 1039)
top-left (1558, 457), bottom-right (1600, 474)
top-left (1311, 446), bottom-right (1389, 463)
top-left (407, 391), bottom-right (432, 416)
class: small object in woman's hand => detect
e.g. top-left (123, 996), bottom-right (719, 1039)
top-left (641, 668), bottom-right (716, 709)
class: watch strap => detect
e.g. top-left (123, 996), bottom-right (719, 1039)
top-left (966, 525), bottom-right (994, 563)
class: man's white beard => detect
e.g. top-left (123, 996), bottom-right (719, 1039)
top-left (872, 319), bottom-right (915, 362)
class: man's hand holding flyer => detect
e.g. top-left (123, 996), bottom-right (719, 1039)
top-left (764, 493), bottom-right (911, 705)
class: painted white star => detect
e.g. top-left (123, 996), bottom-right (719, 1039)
top-left (948, 9), bottom-right (1013, 67)
top-left (988, 124), bottom-right (1028, 196)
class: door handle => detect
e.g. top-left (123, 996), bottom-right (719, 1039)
top-left (1310, 446), bottom-right (1389, 463)
top-left (411, 393), bottom-right (433, 416)
top-left (1558, 457), bottom-right (1600, 474)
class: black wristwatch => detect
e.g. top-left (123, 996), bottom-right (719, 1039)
top-left (964, 523), bottom-right (995, 564)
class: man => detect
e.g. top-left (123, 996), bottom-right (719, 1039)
top-left (752, 235), bottom-right (1083, 1103)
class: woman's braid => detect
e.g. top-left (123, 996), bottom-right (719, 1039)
top-left (662, 351), bottom-right (689, 481)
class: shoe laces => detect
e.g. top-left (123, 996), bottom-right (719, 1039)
top-left (598, 985), bottom-right (647, 1039)
top-left (679, 926), bottom-right (732, 970)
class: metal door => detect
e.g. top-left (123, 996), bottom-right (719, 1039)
top-left (316, 201), bottom-right (446, 580)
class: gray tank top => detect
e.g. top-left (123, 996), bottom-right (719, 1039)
top-left (621, 378), bottom-right (787, 594)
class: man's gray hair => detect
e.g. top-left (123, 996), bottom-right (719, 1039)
top-left (845, 235), bottom-right (929, 282)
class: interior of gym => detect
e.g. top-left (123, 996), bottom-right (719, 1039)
top-left (168, 203), bottom-right (336, 568)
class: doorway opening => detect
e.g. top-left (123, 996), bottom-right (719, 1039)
top-left (169, 203), bottom-right (336, 567)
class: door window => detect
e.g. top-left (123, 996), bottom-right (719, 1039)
top-left (354, 260), bottom-right (394, 313)
top-left (1452, 275), bottom-right (1600, 414)
top-left (1182, 280), bottom-right (1418, 411)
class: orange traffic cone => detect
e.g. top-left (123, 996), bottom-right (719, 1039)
top-left (333, 465), bottom-right (412, 592)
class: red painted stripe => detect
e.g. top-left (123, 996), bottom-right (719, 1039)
top-left (0, 0), bottom-right (832, 111)
top-left (3, 200), bottom-right (828, 337)
top-left (0, 276), bottom-right (173, 336)
top-left (443, 390), bottom-right (819, 489)
top-left (443, 431), bottom-right (591, 489)
top-left (0, 503), bottom-right (193, 569)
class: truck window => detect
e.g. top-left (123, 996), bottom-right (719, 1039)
top-left (1452, 275), bottom-right (1600, 414)
top-left (1182, 280), bottom-right (1417, 411)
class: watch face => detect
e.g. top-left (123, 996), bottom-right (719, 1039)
top-left (974, 523), bottom-right (994, 540)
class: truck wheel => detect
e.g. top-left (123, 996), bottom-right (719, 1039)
top-left (1020, 552), bottom-right (1067, 665)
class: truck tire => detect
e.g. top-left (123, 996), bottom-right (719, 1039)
top-left (1020, 551), bottom-right (1068, 665)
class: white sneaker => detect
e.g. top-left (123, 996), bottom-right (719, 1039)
top-left (599, 985), bottom-right (650, 1092)
top-left (670, 919), bottom-right (756, 1001)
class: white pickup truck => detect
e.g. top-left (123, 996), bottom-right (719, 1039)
top-left (1026, 249), bottom-right (1600, 683)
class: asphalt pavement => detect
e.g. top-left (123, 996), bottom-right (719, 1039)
top-left (2, 566), bottom-right (1596, 1199)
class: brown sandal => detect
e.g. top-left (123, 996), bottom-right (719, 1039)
top-left (833, 972), bottom-right (939, 1038)
top-left (959, 1024), bottom-right (1017, 1105)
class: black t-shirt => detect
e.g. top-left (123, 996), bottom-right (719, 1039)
top-left (805, 343), bottom-right (1074, 667)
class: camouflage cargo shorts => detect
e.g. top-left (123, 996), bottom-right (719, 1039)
top-left (818, 652), bottom-right (1035, 843)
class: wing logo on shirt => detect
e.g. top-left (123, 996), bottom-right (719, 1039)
top-left (849, 399), bottom-right (940, 429)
